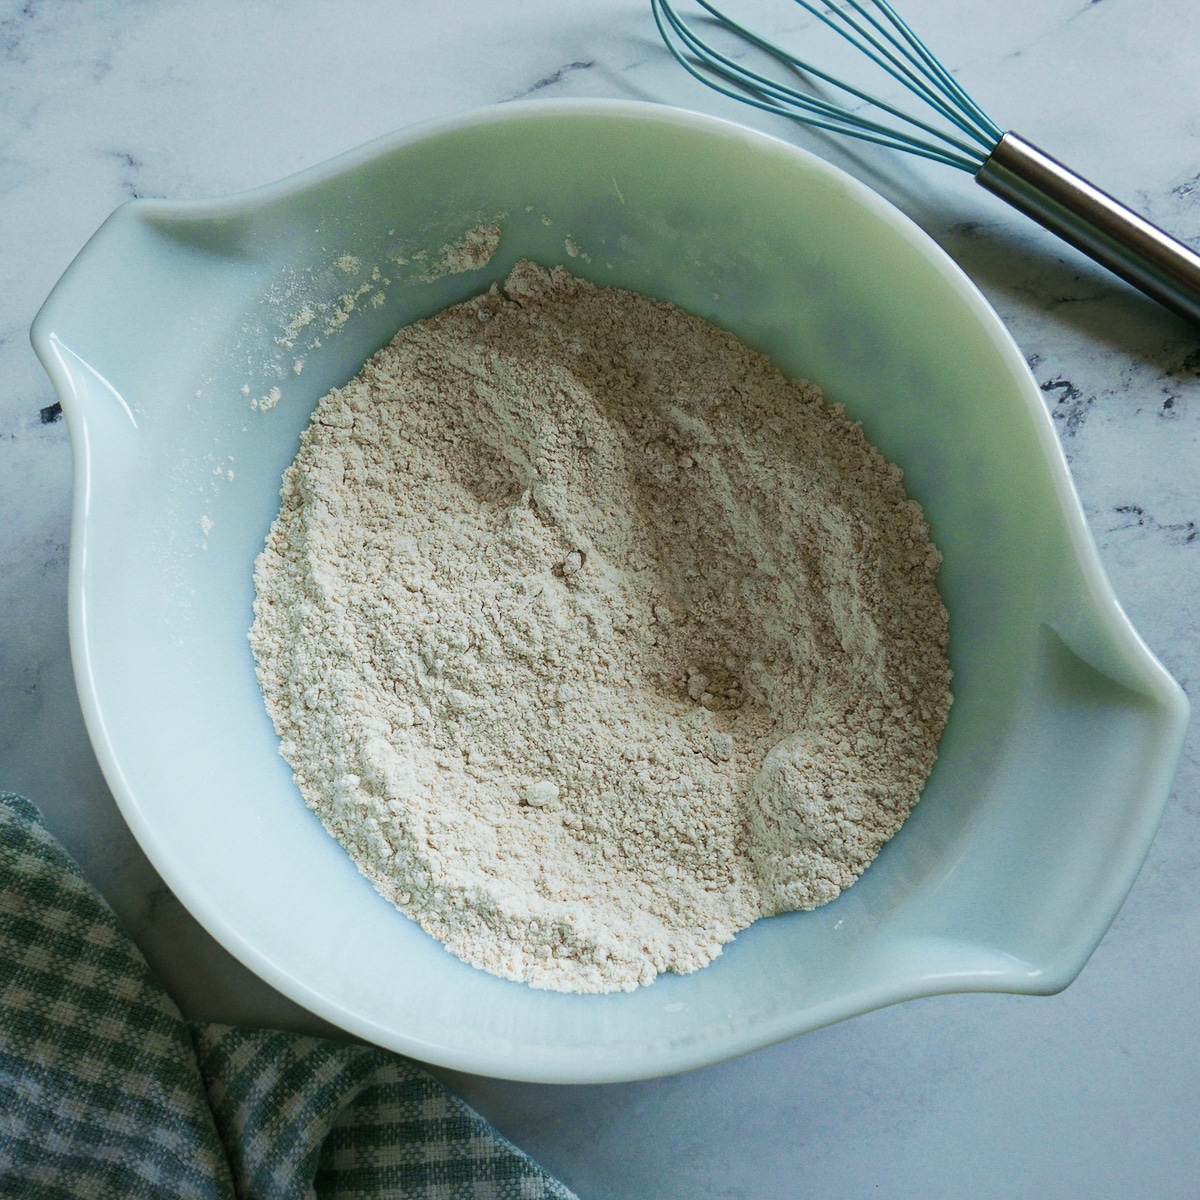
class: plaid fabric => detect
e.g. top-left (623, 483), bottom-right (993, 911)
top-left (0, 792), bottom-right (232, 1199)
top-left (193, 1026), bottom-right (575, 1199)
top-left (0, 793), bottom-right (577, 1200)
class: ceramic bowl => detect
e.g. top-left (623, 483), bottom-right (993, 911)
top-left (32, 100), bottom-right (1188, 1083)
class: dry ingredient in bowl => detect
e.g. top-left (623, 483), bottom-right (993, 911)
top-left (250, 261), bottom-right (952, 993)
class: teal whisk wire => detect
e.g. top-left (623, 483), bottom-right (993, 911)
top-left (651, 0), bottom-right (1200, 327)
top-left (651, 0), bottom-right (1003, 171)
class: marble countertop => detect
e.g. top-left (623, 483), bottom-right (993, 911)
top-left (2, 1), bottom-right (1197, 1195)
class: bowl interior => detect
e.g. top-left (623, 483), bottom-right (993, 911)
top-left (33, 101), bottom-right (1187, 1082)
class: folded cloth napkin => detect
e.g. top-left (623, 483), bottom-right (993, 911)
top-left (0, 793), bottom-right (578, 1200)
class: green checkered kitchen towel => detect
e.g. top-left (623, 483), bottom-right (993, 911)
top-left (0, 792), bottom-right (578, 1200)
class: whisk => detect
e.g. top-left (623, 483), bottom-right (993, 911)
top-left (652, 0), bottom-right (1200, 326)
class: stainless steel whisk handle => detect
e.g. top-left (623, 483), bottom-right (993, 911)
top-left (977, 132), bottom-right (1200, 327)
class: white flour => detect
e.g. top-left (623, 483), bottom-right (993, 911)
top-left (250, 262), bottom-right (952, 993)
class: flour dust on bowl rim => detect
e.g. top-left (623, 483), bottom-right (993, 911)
top-left (31, 99), bottom-right (1189, 1084)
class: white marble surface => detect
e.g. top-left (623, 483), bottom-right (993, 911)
top-left (2, 0), bottom-right (1198, 1195)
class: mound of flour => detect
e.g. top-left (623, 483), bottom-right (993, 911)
top-left (250, 261), bottom-right (951, 993)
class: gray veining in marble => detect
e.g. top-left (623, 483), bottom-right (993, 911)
top-left (2, 1), bottom-right (1198, 1196)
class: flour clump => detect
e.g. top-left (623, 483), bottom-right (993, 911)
top-left (249, 261), bottom-right (952, 993)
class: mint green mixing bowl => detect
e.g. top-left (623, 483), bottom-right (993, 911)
top-left (32, 100), bottom-right (1188, 1083)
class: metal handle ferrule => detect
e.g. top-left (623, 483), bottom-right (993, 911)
top-left (976, 132), bottom-right (1200, 327)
